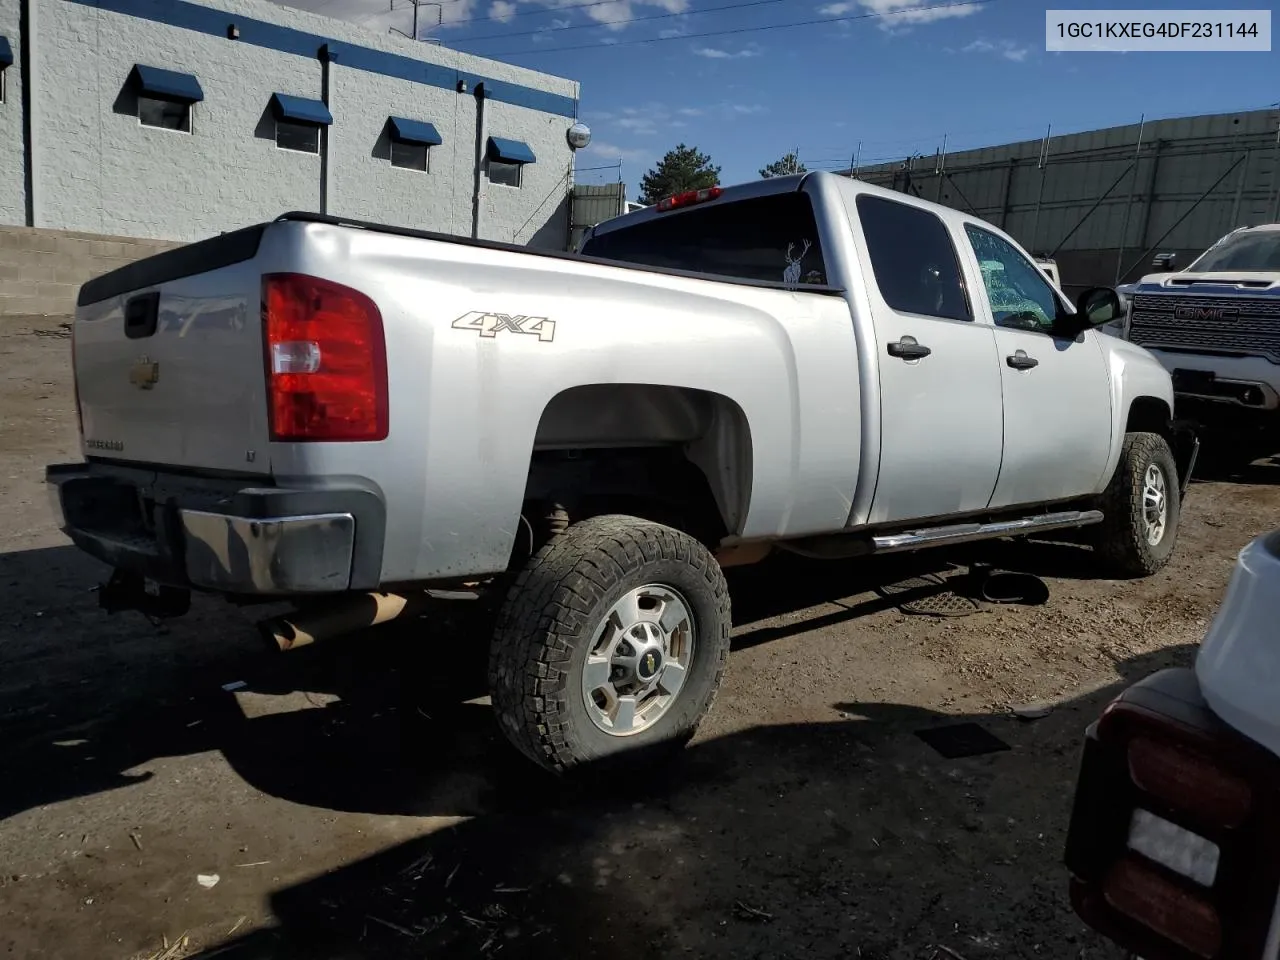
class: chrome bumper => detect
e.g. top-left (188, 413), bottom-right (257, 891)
top-left (45, 463), bottom-right (385, 596)
top-left (179, 510), bottom-right (355, 593)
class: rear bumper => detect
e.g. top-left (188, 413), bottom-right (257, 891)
top-left (46, 462), bottom-right (386, 595)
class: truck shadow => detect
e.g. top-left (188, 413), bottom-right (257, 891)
top-left (0, 539), bottom-right (1091, 824)
top-left (1191, 452), bottom-right (1280, 486)
top-left (179, 643), bottom-right (1192, 960)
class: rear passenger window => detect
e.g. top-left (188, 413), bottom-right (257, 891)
top-left (581, 193), bottom-right (828, 287)
top-left (855, 195), bottom-right (970, 322)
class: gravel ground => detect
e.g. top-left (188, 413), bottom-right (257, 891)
top-left (2, 315), bottom-right (1279, 960)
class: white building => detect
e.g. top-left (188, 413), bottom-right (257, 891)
top-left (0, 0), bottom-right (582, 248)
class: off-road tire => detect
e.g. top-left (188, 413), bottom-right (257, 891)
top-left (488, 514), bottom-right (731, 773)
top-left (1095, 431), bottom-right (1180, 578)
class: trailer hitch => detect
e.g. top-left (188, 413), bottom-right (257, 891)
top-left (99, 569), bottom-right (191, 619)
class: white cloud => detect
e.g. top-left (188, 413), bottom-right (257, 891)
top-left (818, 1), bottom-right (857, 13)
top-left (618, 115), bottom-right (659, 134)
top-left (692, 44), bottom-right (761, 58)
top-left (526, 0), bottom-right (688, 32)
top-left (531, 16), bottom-right (571, 41)
top-left (962, 37), bottom-right (1031, 61)
top-left (856, 0), bottom-right (982, 30)
top-left (579, 139), bottom-right (652, 165)
top-left (488, 0), bottom-right (516, 21)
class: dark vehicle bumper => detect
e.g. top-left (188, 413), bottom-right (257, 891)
top-left (1065, 668), bottom-right (1280, 960)
top-left (45, 461), bottom-right (386, 597)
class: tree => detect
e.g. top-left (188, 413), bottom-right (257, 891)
top-left (638, 144), bottom-right (720, 206)
top-left (759, 151), bottom-right (807, 179)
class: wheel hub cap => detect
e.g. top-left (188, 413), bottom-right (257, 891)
top-left (580, 584), bottom-right (695, 737)
top-left (1142, 462), bottom-right (1168, 546)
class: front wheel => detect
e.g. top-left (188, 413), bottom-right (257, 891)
top-left (488, 514), bottom-right (732, 773)
top-left (1094, 431), bottom-right (1181, 578)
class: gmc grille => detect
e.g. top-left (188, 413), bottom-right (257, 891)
top-left (1128, 293), bottom-right (1280, 362)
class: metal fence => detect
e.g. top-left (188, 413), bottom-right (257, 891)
top-left (842, 108), bottom-right (1280, 293)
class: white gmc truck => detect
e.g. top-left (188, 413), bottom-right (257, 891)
top-left (1122, 224), bottom-right (1280, 462)
top-left (46, 172), bottom-right (1197, 772)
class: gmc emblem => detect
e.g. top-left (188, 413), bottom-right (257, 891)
top-left (1174, 305), bottom-right (1240, 322)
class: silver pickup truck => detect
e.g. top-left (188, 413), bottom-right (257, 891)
top-left (46, 172), bottom-right (1197, 772)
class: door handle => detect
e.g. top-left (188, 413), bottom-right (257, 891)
top-left (1006, 350), bottom-right (1039, 370)
top-left (887, 338), bottom-right (932, 361)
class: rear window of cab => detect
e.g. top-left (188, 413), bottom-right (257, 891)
top-left (581, 193), bottom-right (829, 288)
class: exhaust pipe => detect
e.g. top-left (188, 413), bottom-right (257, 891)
top-left (259, 591), bottom-right (429, 652)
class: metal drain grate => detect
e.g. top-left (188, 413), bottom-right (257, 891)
top-left (875, 572), bottom-right (980, 618)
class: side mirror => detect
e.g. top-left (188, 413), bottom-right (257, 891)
top-left (1075, 286), bottom-right (1122, 327)
top-left (1152, 252), bottom-right (1177, 269)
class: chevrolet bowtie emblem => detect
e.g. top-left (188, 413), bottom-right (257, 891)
top-left (129, 357), bottom-right (160, 389)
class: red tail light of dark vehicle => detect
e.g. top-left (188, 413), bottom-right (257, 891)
top-left (262, 273), bottom-right (389, 442)
top-left (1064, 669), bottom-right (1280, 960)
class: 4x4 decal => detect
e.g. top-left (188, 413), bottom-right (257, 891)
top-left (451, 311), bottom-right (556, 343)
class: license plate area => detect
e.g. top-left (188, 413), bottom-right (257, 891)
top-left (1171, 368), bottom-right (1216, 394)
top-left (1127, 808), bottom-right (1220, 888)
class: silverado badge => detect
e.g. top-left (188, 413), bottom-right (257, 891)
top-left (129, 356), bottom-right (160, 389)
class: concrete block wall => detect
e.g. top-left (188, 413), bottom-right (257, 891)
top-left (0, 225), bottom-right (183, 316)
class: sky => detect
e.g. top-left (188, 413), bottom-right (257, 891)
top-left (274, 0), bottom-right (1280, 193)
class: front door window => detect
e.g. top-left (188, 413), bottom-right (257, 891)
top-left (965, 225), bottom-right (1065, 335)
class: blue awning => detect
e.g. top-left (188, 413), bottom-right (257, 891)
top-left (487, 137), bottom-right (536, 164)
top-left (270, 93), bottom-right (333, 126)
top-left (0, 36), bottom-right (14, 69)
top-left (389, 117), bottom-right (442, 147)
top-left (131, 64), bottom-right (204, 102)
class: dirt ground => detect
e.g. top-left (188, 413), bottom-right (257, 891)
top-left (3, 314), bottom-right (1280, 960)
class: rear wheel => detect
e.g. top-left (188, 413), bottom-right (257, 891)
top-left (1095, 431), bottom-right (1180, 578)
top-left (488, 514), bottom-right (731, 773)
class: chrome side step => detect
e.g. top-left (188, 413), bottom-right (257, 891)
top-left (871, 509), bottom-right (1104, 554)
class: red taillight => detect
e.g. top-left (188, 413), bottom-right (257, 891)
top-left (262, 273), bottom-right (388, 442)
top-left (1069, 685), bottom-right (1280, 959)
top-left (655, 186), bottom-right (722, 212)
top-left (1105, 857), bottom-right (1222, 958)
top-left (1128, 735), bottom-right (1252, 829)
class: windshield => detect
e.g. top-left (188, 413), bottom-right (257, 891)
top-left (1190, 231), bottom-right (1280, 272)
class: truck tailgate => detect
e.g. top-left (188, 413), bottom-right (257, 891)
top-left (74, 227), bottom-right (272, 473)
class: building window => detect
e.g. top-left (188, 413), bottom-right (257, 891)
top-left (139, 95), bottom-right (191, 132)
top-left (485, 137), bottom-right (535, 190)
top-left (269, 93), bottom-right (332, 156)
top-left (276, 120), bottom-right (320, 154)
top-left (386, 117), bottom-right (441, 173)
top-left (487, 159), bottom-right (522, 188)
top-left (129, 64), bottom-right (203, 134)
top-left (391, 140), bottom-right (429, 171)
top-left (0, 35), bottom-right (12, 104)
